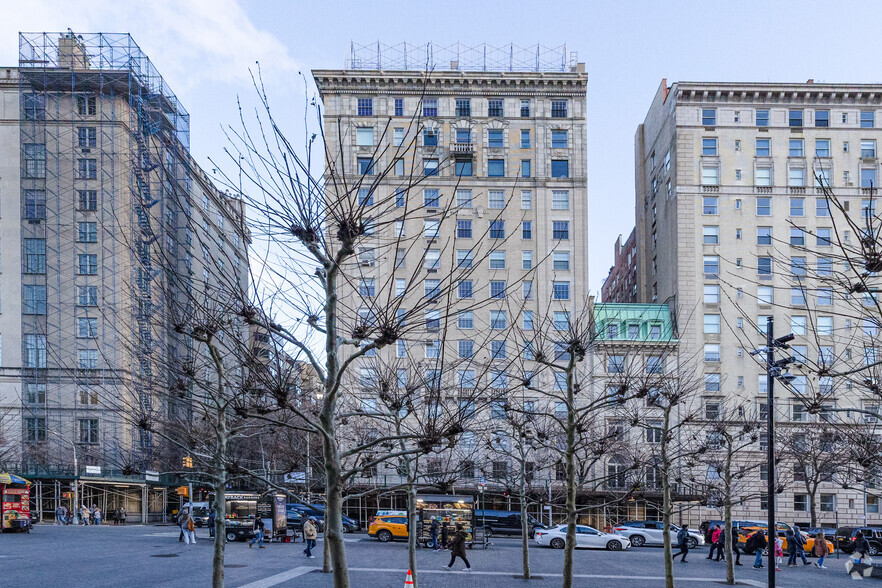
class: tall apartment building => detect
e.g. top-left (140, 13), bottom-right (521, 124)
top-left (0, 32), bottom-right (249, 521)
top-left (313, 43), bottom-right (588, 502)
top-left (634, 79), bottom-right (882, 525)
top-left (601, 228), bottom-right (638, 302)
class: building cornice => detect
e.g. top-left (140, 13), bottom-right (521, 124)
top-left (674, 82), bottom-right (882, 105)
top-left (312, 69), bottom-right (587, 98)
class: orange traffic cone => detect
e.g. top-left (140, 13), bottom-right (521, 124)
top-left (404, 569), bottom-right (414, 586)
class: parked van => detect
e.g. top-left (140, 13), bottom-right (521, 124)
top-left (474, 510), bottom-right (547, 538)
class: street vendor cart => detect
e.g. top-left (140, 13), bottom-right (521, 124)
top-left (0, 473), bottom-right (32, 533)
top-left (415, 494), bottom-right (477, 549)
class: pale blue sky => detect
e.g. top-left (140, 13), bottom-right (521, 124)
top-left (3, 0), bottom-right (881, 292)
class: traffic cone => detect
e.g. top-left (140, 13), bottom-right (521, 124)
top-left (404, 569), bottom-right (414, 586)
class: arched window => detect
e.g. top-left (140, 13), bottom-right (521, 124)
top-left (607, 456), bottom-right (627, 489)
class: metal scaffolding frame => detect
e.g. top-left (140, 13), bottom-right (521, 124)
top-left (17, 31), bottom-right (192, 482)
top-left (346, 41), bottom-right (576, 73)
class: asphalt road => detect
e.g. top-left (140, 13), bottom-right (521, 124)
top-left (0, 524), bottom-right (869, 587)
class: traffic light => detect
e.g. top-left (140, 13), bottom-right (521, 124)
top-left (182, 456), bottom-right (193, 468)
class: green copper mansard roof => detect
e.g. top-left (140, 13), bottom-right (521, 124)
top-left (594, 303), bottom-right (677, 342)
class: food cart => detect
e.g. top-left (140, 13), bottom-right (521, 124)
top-left (0, 473), bottom-right (31, 533)
top-left (415, 494), bottom-right (476, 549)
top-left (208, 492), bottom-right (292, 543)
top-left (257, 493), bottom-right (292, 542)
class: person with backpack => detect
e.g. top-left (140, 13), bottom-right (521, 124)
top-left (792, 525), bottom-right (809, 565)
top-left (249, 517), bottom-right (266, 548)
top-left (748, 530), bottom-right (767, 569)
top-left (672, 524), bottom-right (690, 563)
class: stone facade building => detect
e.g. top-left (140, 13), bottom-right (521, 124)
top-left (601, 228), bottom-right (638, 303)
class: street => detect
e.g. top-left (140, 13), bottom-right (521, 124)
top-left (0, 524), bottom-right (869, 587)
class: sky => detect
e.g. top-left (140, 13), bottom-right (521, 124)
top-left (3, 0), bottom-right (882, 293)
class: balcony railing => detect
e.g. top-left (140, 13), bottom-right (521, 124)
top-left (451, 142), bottom-right (474, 155)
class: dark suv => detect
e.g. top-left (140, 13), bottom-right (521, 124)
top-left (836, 526), bottom-right (882, 555)
top-left (474, 510), bottom-right (547, 538)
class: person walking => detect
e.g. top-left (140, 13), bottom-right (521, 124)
top-left (748, 530), bottom-right (767, 569)
top-left (94, 507), bottom-right (102, 526)
top-left (440, 521), bottom-right (449, 549)
top-left (731, 526), bottom-right (742, 566)
top-left (90, 505), bottom-right (97, 525)
top-left (303, 517), bottom-right (317, 559)
top-left (813, 532), bottom-right (829, 569)
top-left (80, 504), bottom-right (90, 526)
top-left (714, 526), bottom-right (726, 562)
top-left (441, 523), bottom-right (472, 571)
top-left (429, 516), bottom-right (440, 551)
top-left (854, 531), bottom-right (872, 565)
top-left (785, 529), bottom-right (797, 566)
top-left (250, 517), bottom-right (266, 548)
top-left (672, 524), bottom-right (690, 563)
top-left (774, 534), bottom-right (784, 571)
top-left (55, 506), bottom-right (65, 525)
top-left (707, 525), bottom-right (721, 560)
top-left (120, 507), bottom-right (127, 525)
top-left (793, 525), bottom-right (809, 565)
top-left (181, 509), bottom-right (196, 545)
top-left (208, 510), bottom-right (216, 538)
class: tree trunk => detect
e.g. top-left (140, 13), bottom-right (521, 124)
top-left (407, 479), bottom-right (419, 587)
top-left (661, 405), bottom-right (674, 588)
top-left (212, 421), bottom-right (227, 588)
top-left (322, 431), bottom-right (348, 586)
top-left (562, 365), bottom-right (577, 588)
top-left (520, 491), bottom-right (531, 579)
top-left (809, 488), bottom-right (817, 527)
top-left (724, 442), bottom-right (735, 585)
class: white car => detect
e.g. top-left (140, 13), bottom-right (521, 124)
top-left (534, 524), bottom-right (631, 551)
top-left (611, 520), bottom-right (705, 549)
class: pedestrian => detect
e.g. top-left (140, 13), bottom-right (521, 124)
top-left (714, 526), bottom-right (726, 562)
top-left (793, 525), bottom-right (809, 565)
top-left (81, 504), bottom-right (90, 526)
top-left (90, 504), bottom-right (98, 525)
top-left (441, 523), bottom-right (471, 571)
top-left (177, 509), bottom-right (187, 542)
top-left (94, 507), bottom-right (102, 526)
top-left (731, 526), bottom-right (742, 566)
top-left (813, 532), bottom-right (829, 569)
top-left (672, 524), bottom-right (690, 563)
top-left (707, 525), bottom-right (721, 560)
top-left (55, 506), bottom-right (65, 525)
top-left (440, 521), bottom-right (449, 549)
top-left (250, 517), bottom-right (266, 548)
top-left (430, 516), bottom-right (440, 551)
top-left (785, 529), bottom-right (797, 566)
top-left (772, 535), bottom-right (782, 571)
top-left (748, 530), bottom-right (767, 569)
top-left (181, 509), bottom-right (196, 545)
top-left (120, 507), bottom-right (127, 525)
top-left (854, 531), bottom-right (872, 565)
top-left (208, 510), bottom-right (216, 538)
top-left (303, 517), bottom-right (317, 558)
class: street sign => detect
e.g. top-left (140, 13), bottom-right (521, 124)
top-left (284, 471), bottom-right (306, 483)
top-left (84, 466), bottom-right (101, 475)
top-left (480, 477), bottom-right (486, 486)
top-left (145, 470), bottom-right (159, 482)
top-left (176, 486), bottom-right (189, 496)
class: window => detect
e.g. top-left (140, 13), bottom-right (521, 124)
top-left (701, 166), bottom-right (719, 185)
top-left (789, 109), bottom-right (803, 127)
top-left (861, 168), bottom-right (877, 188)
top-left (790, 227), bottom-right (805, 246)
top-left (522, 281), bottom-right (533, 300)
top-left (703, 255), bottom-right (719, 277)
top-left (357, 98), bottom-right (373, 116)
top-left (789, 138), bottom-right (804, 157)
top-left (422, 98), bottom-right (438, 117)
top-left (77, 317), bottom-right (98, 338)
top-left (393, 127), bottom-right (405, 146)
top-left (457, 280), bottom-right (473, 299)
top-left (24, 189), bottom-right (46, 220)
top-left (489, 220), bottom-right (505, 239)
top-left (608, 355), bottom-right (625, 373)
top-left (553, 251), bottom-right (570, 270)
top-left (456, 249), bottom-right (473, 269)
top-left (758, 256), bottom-right (772, 275)
top-left (553, 311), bottom-right (570, 331)
top-left (552, 190), bottom-right (570, 210)
top-left (791, 315), bottom-right (807, 335)
top-left (424, 279), bottom-right (441, 299)
top-left (816, 198), bottom-right (830, 216)
top-left (423, 158), bottom-right (438, 176)
top-left (490, 340), bottom-right (507, 359)
top-left (358, 278), bottom-right (375, 298)
top-left (817, 288), bottom-right (833, 306)
top-left (77, 158), bottom-right (97, 179)
top-left (489, 251), bottom-right (506, 269)
top-left (790, 256), bottom-right (806, 276)
top-left (790, 197), bottom-right (804, 216)
top-left (552, 281), bottom-right (570, 300)
top-left (520, 129), bottom-right (531, 148)
top-left (455, 98), bottom-right (471, 117)
top-left (815, 138), bottom-right (830, 157)
top-left (456, 189), bottom-right (472, 208)
top-left (25, 417), bottom-right (47, 442)
top-left (490, 280), bottom-right (506, 299)
top-left (23, 285), bottom-right (47, 315)
top-left (488, 129), bottom-right (504, 148)
top-left (756, 197), bottom-right (771, 216)
top-left (24, 238), bottom-right (46, 274)
top-left (862, 110), bottom-right (875, 128)
top-left (520, 99), bottom-right (530, 117)
top-left (77, 254), bottom-right (98, 275)
top-left (756, 109), bottom-right (769, 126)
top-left (818, 316), bottom-right (833, 336)
top-left (814, 109), bottom-right (829, 127)
top-left (552, 221), bottom-right (569, 239)
top-left (490, 310), bottom-right (507, 330)
top-left (790, 287), bottom-right (807, 305)
top-left (703, 196), bottom-right (718, 214)
top-left (77, 286), bottom-right (98, 306)
top-left (78, 349), bottom-right (98, 370)
top-left (455, 128), bottom-right (472, 145)
top-left (861, 139), bottom-right (876, 158)
top-left (702, 138), bottom-right (718, 156)
top-left (520, 190), bottom-right (532, 210)
top-left (551, 160), bottom-right (569, 178)
top-left (789, 168), bottom-right (804, 187)
top-left (424, 219), bottom-right (440, 239)
top-left (703, 226), bottom-right (719, 244)
top-left (704, 314), bottom-right (720, 333)
top-left (817, 257), bottom-right (832, 275)
top-left (487, 159), bottom-right (504, 177)
top-left (424, 249), bottom-right (440, 271)
top-left (704, 284), bottom-right (720, 303)
top-left (820, 494), bottom-right (835, 512)
top-left (520, 160), bottom-right (531, 177)
top-left (702, 109), bottom-right (716, 126)
top-left (755, 167), bottom-right (771, 186)
top-left (552, 130), bottom-right (568, 149)
top-left (393, 98), bottom-right (403, 116)
top-left (357, 157), bottom-right (374, 175)
top-left (423, 129), bottom-right (437, 147)
top-left (757, 226), bottom-right (772, 245)
top-left (551, 100), bottom-right (567, 118)
top-left (488, 99), bottom-right (503, 117)
top-left (356, 127), bottom-right (374, 146)
top-left (705, 343), bottom-right (721, 362)
top-left (647, 356), bottom-right (663, 374)
top-left (23, 143), bottom-right (46, 178)
top-left (522, 251), bottom-right (533, 270)
top-left (77, 189), bottom-right (97, 211)
top-left (522, 221), bottom-right (532, 239)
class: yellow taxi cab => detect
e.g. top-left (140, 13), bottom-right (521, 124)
top-left (739, 525), bottom-right (835, 554)
top-left (368, 511), bottom-right (409, 542)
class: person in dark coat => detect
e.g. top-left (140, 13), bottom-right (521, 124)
top-left (785, 529), bottom-right (797, 566)
top-left (792, 525), bottom-right (809, 565)
top-left (441, 523), bottom-right (471, 571)
top-left (440, 521), bottom-right (449, 549)
top-left (672, 525), bottom-right (690, 563)
top-left (714, 526), bottom-right (726, 561)
top-left (429, 517), bottom-right (440, 551)
top-left (730, 526), bottom-right (742, 566)
top-left (208, 510), bottom-right (216, 538)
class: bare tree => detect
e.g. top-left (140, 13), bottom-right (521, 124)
top-left (780, 426), bottom-right (850, 527)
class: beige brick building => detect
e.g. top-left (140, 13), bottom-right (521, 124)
top-left (635, 79), bottom-right (882, 526)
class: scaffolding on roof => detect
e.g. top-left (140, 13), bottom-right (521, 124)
top-left (346, 41), bottom-right (577, 73)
